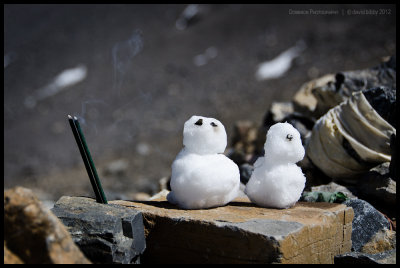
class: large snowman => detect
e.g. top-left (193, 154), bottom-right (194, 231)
top-left (245, 122), bottom-right (306, 209)
top-left (167, 115), bottom-right (240, 209)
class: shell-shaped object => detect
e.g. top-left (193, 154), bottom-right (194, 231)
top-left (293, 56), bottom-right (396, 119)
top-left (306, 91), bottom-right (396, 180)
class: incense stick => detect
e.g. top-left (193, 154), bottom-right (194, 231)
top-left (68, 115), bottom-right (108, 204)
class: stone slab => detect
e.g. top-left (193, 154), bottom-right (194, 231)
top-left (110, 193), bottom-right (354, 264)
top-left (52, 196), bottom-right (146, 264)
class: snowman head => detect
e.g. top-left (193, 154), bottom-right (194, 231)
top-left (264, 122), bottom-right (305, 164)
top-left (183, 115), bottom-right (227, 155)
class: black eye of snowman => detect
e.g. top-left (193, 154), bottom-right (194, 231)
top-left (286, 134), bottom-right (293, 141)
top-left (194, 119), bottom-right (203, 126)
top-left (210, 122), bottom-right (217, 127)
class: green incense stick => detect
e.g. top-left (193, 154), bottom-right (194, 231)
top-left (68, 115), bottom-right (107, 204)
top-left (73, 116), bottom-right (108, 204)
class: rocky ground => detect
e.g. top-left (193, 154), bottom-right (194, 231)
top-left (5, 187), bottom-right (395, 264)
top-left (4, 4), bottom-right (396, 204)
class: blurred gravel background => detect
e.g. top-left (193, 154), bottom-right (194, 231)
top-left (4, 4), bottom-right (396, 202)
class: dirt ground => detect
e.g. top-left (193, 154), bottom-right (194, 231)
top-left (4, 4), bottom-right (396, 201)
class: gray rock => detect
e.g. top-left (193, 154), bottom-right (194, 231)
top-left (103, 159), bottom-right (129, 177)
top-left (334, 249), bottom-right (396, 264)
top-left (229, 120), bottom-right (260, 165)
top-left (343, 198), bottom-right (390, 252)
top-left (312, 56), bottom-right (396, 118)
top-left (51, 196), bottom-right (146, 264)
top-left (310, 182), bottom-right (356, 198)
top-left (239, 163), bottom-right (254, 184)
top-left (358, 162), bottom-right (396, 206)
top-left (362, 86), bottom-right (396, 128)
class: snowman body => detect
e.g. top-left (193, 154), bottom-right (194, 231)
top-left (245, 122), bottom-right (306, 209)
top-left (167, 115), bottom-right (240, 209)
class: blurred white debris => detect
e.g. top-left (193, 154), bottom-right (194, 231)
top-left (104, 158), bottom-right (129, 177)
top-left (193, 54), bottom-right (207, 67)
top-left (255, 40), bottom-right (306, 81)
top-left (24, 64), bottom-right (87, 108)
top-left (53, 64), bottom-right (87, 88)
top-left (150, 189), bottom-right (170, 200)
top-left (176, 4), bottom-right (200, 30)
top-left (4, 52), bottom-right (17, 68)
top-left (193, 46), bottom-right (218, 67)
top-left (204, 46), bottom-right (218, 59)
top-left (158, 176), bottom-right (170, 191)
top-left (136, 142), bottom-right (151, 156)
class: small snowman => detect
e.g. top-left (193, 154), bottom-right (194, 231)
top-left (167, 115), bottom-right (240, 209)
top-left (245, 122), bottom-right (306, 209)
